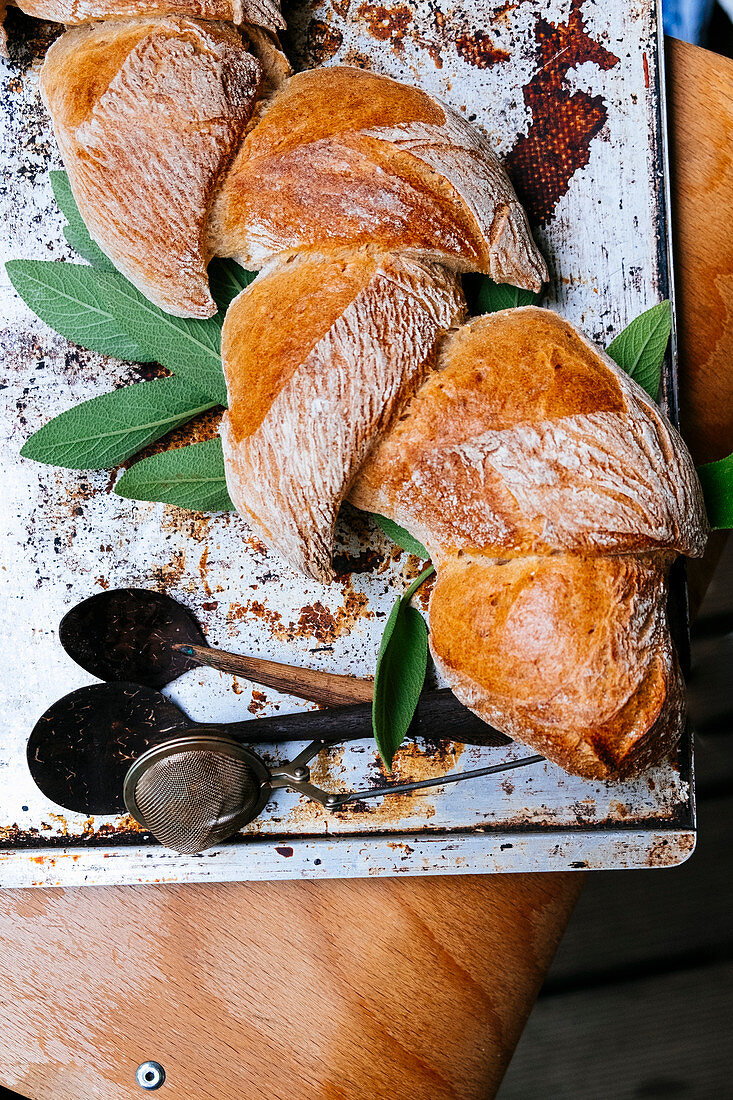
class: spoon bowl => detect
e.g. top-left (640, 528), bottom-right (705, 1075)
top-left (27, 682), bottom-right (191, 814)
top-left (59, 588), bottom-right (206, 690)
top-left (58, 588), bottom-right (375, 706)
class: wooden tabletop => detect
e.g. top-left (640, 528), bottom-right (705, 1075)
top-left (0, 37), bottom-right (731, 1100)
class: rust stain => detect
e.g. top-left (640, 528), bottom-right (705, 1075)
top-left (331, 0), bottom-right (350, 15)
top-left (356, 3), bottom-right (413, 48)
top-left (309, 744), bottom-right (346, 791)
top-left (227, 580), bottom-right (372, 645)
top-left (332, 547), bottom-right (383, 578)
top-left (201, 600), bottom-right (218, 611)
top-left (160, 508), bottom-right (213, 544)
top-left (490, 0), bottom-right (521, 23)
top-left (307, 18), bottom-right (344, 62)
top-left (505, 0), bottom-right (620, 226)
top-left (296, 601), bottom-right (339, 642)
top-left (275, 845), bottom-right (294, 857)
top-left (248, 688), bottom-right (268, 714)
top-left (642, 50), bottom-right (650, 88)
top-left (137, 408), bottom-right (223, 459)
top-left (455, 30), bottom-right (509, 69)
top-left (0, 813), bottom-right (147, 850)
top-left (610, 799), bottom-right (629, 818)
top-left (341, 47), bottom-right (373, 68)
top-left (149, 549), bottom-right (186, 590)
top-left (425, 41), bottom-right (444, 69)
top-left (646, 833), bottom-right (695, 867)
top-left (414, 568), bottom-right (435, 611)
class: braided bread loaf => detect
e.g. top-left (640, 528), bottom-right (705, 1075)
top-left (30, 14), bottom-right (707, 777)
top-left (39, 26), bottom-right (546, 574)
top-left (4, 0), bottom-right (284, 36)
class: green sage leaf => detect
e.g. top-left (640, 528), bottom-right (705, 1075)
top-left (606, 300), bottom-right (672, 401)
top-left (115, 437), bottom-right (233, 512)
top-left (208, 258), bottom-right (257, 314)
top-left (62, 223), bottom-right (115, 271)
top-left (476, 278), bottom-right (541, 315)
top-left (696, 453), bottom-right (733, 530)
top-left (20, 377), bottom-right (215, 470)
top-left (6, 260), bottom-right (156, 363)
top-left (374, 515), bottom-right (429, 559)
top-left (372, 565), bottom-right (434, 770)
top-left (91, 272), bottom-right (227, 405)
top-left (50, 171), bottom-right (115, 272)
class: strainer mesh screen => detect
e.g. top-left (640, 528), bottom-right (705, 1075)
top-left (133, 749), bottom-right (261, 854)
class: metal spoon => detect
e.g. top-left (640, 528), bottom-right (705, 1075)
top-left (59, 588), bottom-right (373, 705)
top-left (27, 682), bottom-right (510, 816)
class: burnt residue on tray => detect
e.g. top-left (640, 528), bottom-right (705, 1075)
top-left (454, 30), bottom-right (509, 69)
top-left (505, 0), bottom-right (620, 226)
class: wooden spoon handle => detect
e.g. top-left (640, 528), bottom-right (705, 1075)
top-left (172, 642), bottom-right (374, 707)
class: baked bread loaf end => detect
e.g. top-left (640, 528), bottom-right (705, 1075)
top-left (40, 17), bottom-right (262, 317)
top-left (350, 307), bottom-right (708, 779)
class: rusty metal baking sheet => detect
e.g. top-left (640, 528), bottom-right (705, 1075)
top-left (0, 0), bottom-right (694, 886)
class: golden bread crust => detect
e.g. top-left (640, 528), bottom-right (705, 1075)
top-left (350, 307), bottom-right (708, 561)
top-left (220, 252), bottom-right (465, 581)
top-left (350, 307), bottom-right (708, 779)
top-left (41, 18), bottom-right (261, 317)
top-left (11, 0), bottom-right (285, 31)
top-left (428, 553), bottom-right (684, 779)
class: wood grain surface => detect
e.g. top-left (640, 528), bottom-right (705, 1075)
top-left (0, 36), bottom-right (731, 1100)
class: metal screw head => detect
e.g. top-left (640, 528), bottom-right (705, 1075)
top-left (292, 766), bottom-right (308, 780)
top-left (136, 1061), bottom-right (166, 1090)
top-left (326, 794), bottom-right (339, 807)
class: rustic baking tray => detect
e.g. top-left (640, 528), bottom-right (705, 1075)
top-left (0, 0), bottom-right (694, 886)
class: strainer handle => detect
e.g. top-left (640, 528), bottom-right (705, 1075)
top-left (328, 754), bottom-right (545, 808)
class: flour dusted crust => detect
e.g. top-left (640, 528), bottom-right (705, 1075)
top-left (208, 66), bottom-right (548, 289)
top-left (40, 18), bottom-right (262, 317)
top-left (351, 308), bottom-right (707, 562)
top-left (9, 0), bottom-right (285, 30)
top-left (429, 552), bottom-right (685, 779)
top-left (350, 307), bottom-right (708, 779)
top-left (221, 252), bottom-right (466, 582)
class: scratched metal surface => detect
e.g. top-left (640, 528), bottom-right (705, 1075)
top-left (0, 0), bottom-right (694, 887)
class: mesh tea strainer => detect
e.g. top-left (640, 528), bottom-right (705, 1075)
top-left (123, 728), bottom-right (544, 854)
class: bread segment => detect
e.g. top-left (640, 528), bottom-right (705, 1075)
top-left (208, 66), bottom-right (547, 289)
top-left (221, 252), bottom-right (465, 582)
top-left (429, 552), bottom-right (684, 779)
top-left (10, 0), bottom-right (285, 31)
top-left (41, 18), bottom-right (262, 318)
top-left (351, 307), bottom-right (707, 779)
top-left (350, 308), bottom-right (707, 561)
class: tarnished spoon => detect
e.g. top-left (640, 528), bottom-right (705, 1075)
top-left (27, 683), bottom-right (509, 815)
top-left (59, 588), bottom-right (373, 706)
